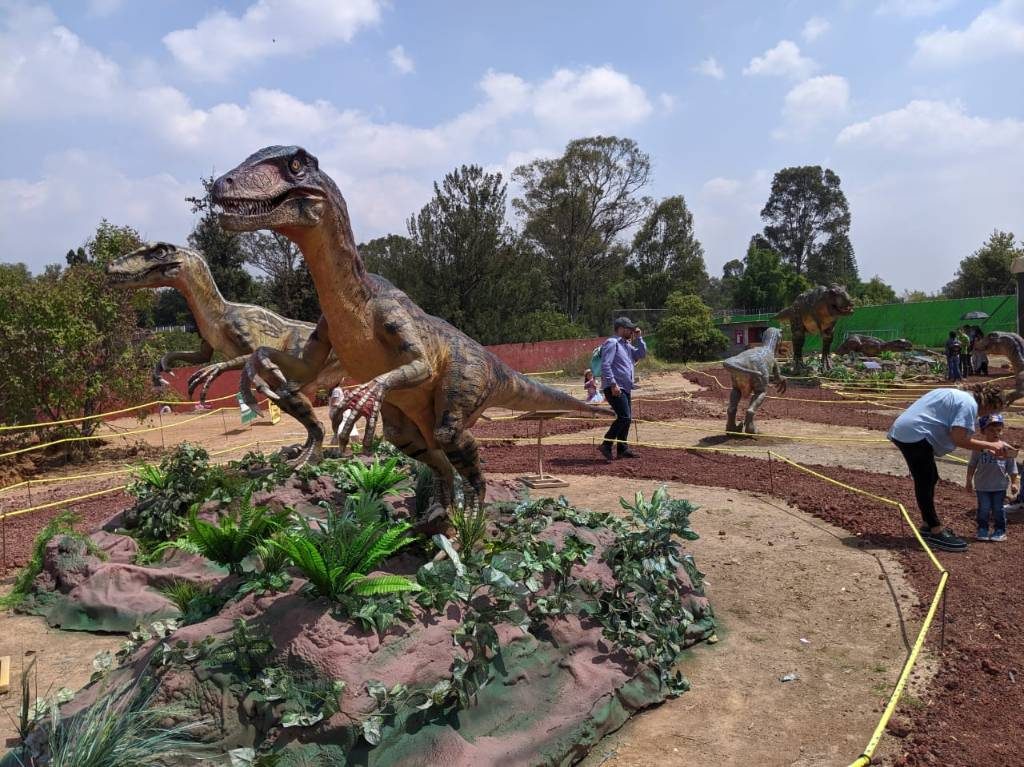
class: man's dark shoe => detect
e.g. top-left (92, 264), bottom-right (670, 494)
top-left (921, 527), bottom-right (968, 552)
top-left (599, 444), bottom-right (614, 462)
top-left (617, 448), bottom-right (640, 459)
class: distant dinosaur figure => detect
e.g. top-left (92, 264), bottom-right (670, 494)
top-left (722, 327), bottom-right (787, 434)
top-left (107, 242), bottom-right (345, 402)
top-left (774, 284), bottom-right (855, 371)
top-left (210, 145), bottom-right (604, 521)
top-left (973, 331), bottom-right (1024, 401)
top-left (834, 334), bottom-right (914, 357)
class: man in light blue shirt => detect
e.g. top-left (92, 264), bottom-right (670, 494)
top-left (599, 317), bottom-right (647, 461)
top-left (888, 385), bottom-right (1012, 552)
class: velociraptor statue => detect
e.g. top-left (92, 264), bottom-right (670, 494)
top-left (106, 242), bottom-right (345, 402)
top-left (973, 331), bottom-right (1024, 402)
top-left (210, 146), bottom-right (604, 519)
top-left (722, 327), bottom-right (787, 434)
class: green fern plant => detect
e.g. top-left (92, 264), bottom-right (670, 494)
top-left (450, 502), bottom-right (489, 554)
top-left (157, 580), bottom-right (212, 614)
top-left (164, 493), bottom-right (289, 575)
top-left (342, 457), bottom-right (409, 501)
top-left (272, 512), bottom-right (421, 601)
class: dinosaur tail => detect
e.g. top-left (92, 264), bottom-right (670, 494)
top-left (488, 368), bottom-right (607, 415)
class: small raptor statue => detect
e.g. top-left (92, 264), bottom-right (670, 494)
top-left (973, 331), bottom-right (1024, 402)
top-left (723, 327), bottom-right (787, 434)
top-left (210, 145), bottom-right (605, 517)
top-left (834, 334), bottom-right (914, 357)
top-left (774, 284), bottom-right (855, 371)
top-left (106, 242), bottom-right (345, 402)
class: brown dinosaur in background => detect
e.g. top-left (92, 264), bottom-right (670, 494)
top-left (211, 145), bottom-right (605, 515)
top-left (106, 242), bottom-right (345, 402)
top-left (834, 334), bottom-right (914, 357)
top-left (973, 331), bottom-right (1024, 401)
top-left (774, 283), bottom-right (855, 371)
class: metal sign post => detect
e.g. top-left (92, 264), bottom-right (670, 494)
top-left (515, 410), bottom-right (571, 489)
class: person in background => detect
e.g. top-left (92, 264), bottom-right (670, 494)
top-left (970, 325), bottom-right (989, 376)
top-left (944, 331), bottom-right (962, 381)
top-left (583, 370), bottom-right (603, 404)
top-left (958, 326), bottom-right (973, 377)
top-left (966, 413), bottom-right (1018, 541)
top-left (888, 383), bottom-right (1012, 551)
top-left (598, 317), bottom-right (646, 462)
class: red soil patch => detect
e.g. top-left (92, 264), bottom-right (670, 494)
top-left (480, 442), bottom-right (1024, 767)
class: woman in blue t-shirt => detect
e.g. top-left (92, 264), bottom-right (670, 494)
top-left (888, 383), bottom-right (1013, 552)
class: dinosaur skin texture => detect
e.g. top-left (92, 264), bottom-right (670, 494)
top-left (210, 145), bottom-right (604, 517)
top-left (834, 334), bottom-right (914, 357)
top-left (774, 283), bottom-right (855, 371)
top-left (106, 242), bottom-right (345, 403)
top-left (973, 331), bottom-right (1024, 403)
top-left (722, 327), bottom-right (787, 434)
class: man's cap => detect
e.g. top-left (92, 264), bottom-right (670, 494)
top-left (979, 413), bottom-right (1005, 429)
top-left (613, 316), bottom-right (637, 330)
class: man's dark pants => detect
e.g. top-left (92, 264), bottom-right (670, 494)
top-left (602, 388), bottom-right (632, 454)
top-left (893, 438), bottom-right (941, 529)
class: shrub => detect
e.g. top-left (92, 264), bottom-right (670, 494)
top-left (656, 292), bottom-right (728, 362)
top-left (272, 511), bottom-right (421, 602)
top-left (126, 443), bottom-right (212, 542)
top-left (341, 457), bottom-right (410, 501)
top-left (171, 493), bottom-right (289, 575)
top-left (510, 310), bottom-right (590, 343)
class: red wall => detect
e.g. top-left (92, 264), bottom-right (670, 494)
top-left (162, 336), bottom-right (606, 403)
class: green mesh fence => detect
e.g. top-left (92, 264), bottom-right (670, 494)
top-left (716, 294), bottom-right (1017, 351)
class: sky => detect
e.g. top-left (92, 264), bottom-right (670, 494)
top-left (1, 0), bottom-right (1022, 293)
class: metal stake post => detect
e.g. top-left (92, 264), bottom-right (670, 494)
top-left (767, 452), bottom-right (775, 495)
top-left (157, 408), bottom-right (166, 450)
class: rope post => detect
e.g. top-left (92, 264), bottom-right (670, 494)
top-left (940, 585), bottom-right (948, 653)
top-left (2, 508), bottom-right (7, 574)
top-left (25, 479), bottom-right (32, 506)
top-left (220, 408), bottom-right (229, 442)
top-left (157, 407), bottom-right (166, 451)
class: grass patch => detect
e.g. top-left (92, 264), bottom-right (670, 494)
top-left (0, 511), bottom-right (81, 610)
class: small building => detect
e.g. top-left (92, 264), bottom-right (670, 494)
top-left (716, 311), bottom-right (780, 356)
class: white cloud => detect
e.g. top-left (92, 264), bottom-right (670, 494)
top-left (531, 66), bottom-right (652, 131)
top-left (700, 177), bottom-right (742, 196)
top-left (774, 75), bottom-right (850, 138)
top-left (742, 40), bottom-right (817, 79)
top-left (693, 171), bottom-right (772, 271)
top-left (694, 56), bottom-right (725, 79)
top-left (658, 92), bottom-right (676, 112)
top-left (163, 0), bottom-right (383, 80)
top-left (88, 0), bottom-right (123, 16)
top-left (389, 44), bottom-right (414, 74)
top-left (837, 99), bottom-right (1024, 153)
top-left (802, 17), bottom-right (831, 42)
top-left (0, 150), bottom-right (195, 268)
top-left (876, 0), bottom-right (957, 17)
top-left (913, 0), bottom-right (1024, 66)
top-left (0, 4), bottom-right (125, 119)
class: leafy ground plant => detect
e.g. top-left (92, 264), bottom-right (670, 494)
top-left (165, 493), bottom-right (289, 575)
top-left (125, 442), bottom-right (213, 542)
top-left (272, 511), bottom-right (421, 601)
top-left (0, 511), bottom-right (97, 609)
top-left (43, 684), bottom-right (206, 767)
top-left (341, 457), bottom-right (410, 501)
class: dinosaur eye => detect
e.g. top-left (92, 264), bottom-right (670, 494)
top-left (290, 157), bottom-right (302, 173)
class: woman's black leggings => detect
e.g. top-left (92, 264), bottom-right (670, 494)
top-left (893, 438), bottom-right (941, 529)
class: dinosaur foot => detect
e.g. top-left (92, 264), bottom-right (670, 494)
top-left (278, 440), bottom-right (322, 468)
top-left (413, 503), bottom-right (454, 538)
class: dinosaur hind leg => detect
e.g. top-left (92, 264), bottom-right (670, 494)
top-left (381, 403), bottom-right (454, 525)
top-left (245, 347), bottom-right (324, 467)
top-left (743, 389), bottom-right (768, 434)
top-left (440, 431), bottom-right (486, 509)
top-left (726, 386), bottom-right (741, 433)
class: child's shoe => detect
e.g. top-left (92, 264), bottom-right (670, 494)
top-left (976, 529), bottom-right (990, 541)
top-left (990, 531), bottom-right (1007, 542)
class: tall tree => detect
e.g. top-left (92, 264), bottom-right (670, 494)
top-left (627, 195), bottom-right (708, 310)
top-left (732, 238), bottom-right (810, 312)
top-left (760, 166), bottom-right (857, 286)
top-left (243, 232), bottom-right (320, 321)
top-left (186, 177), bottom-right (258, 304)
top-left (360, 234), bottom-right (422, 297)
top-left (942, 230), bottom-right (1023, 298)
top-left (406, 165), bottom-right (544, 343)
top-left (854, 275), bottom-right (898, 306)
top-left (513, 136), bottom-right (652, 328)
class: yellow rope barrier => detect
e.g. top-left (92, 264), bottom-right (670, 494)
top-left (0, 392), bottom-right (240, 432)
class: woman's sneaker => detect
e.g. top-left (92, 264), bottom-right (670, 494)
top-left (921, 527), bottom-right (969, 552)
top-left (977, 529), bottom-right (991, 541)
top-left (990, 531), bottom-right (1007, 542)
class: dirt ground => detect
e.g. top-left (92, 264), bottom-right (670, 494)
top-left (508, 476), bottom-right (925, 767)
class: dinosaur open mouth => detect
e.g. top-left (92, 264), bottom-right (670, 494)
top-left (215, 189), bottom-right (319, 218)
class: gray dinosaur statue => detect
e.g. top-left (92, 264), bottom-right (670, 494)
top-left (973, 331), bottom-right (1024, 401)
top-left (723, 327), bottom-right (787, 434)
top-left (834, 334), bottom-right (914, 357)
